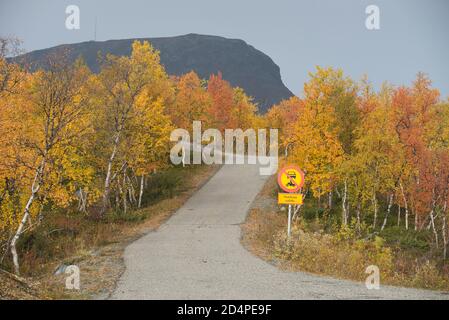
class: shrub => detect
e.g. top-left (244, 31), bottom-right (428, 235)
top-left (107, 209), bottom-right (148, 223)
top-left (411, 261), bottom-right (449, 290)
top-left (380, 226), bottom-right (430, 251)
top-left (140, 168), bottom-right (183, 206)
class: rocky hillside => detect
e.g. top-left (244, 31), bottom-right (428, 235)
top-left (11, 34), bottom-right (293, 113)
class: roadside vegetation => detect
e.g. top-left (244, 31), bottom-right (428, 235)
top-left (244, 67), bottom-right (449, 291)
top-left (1, 35), bottom-right (448, 294)
top-left (243, 175), bottom-right (449, 290)
top-left (0, 164), bottom-right (219, 299)
top-left (0, 37), bottom-right (260, 282)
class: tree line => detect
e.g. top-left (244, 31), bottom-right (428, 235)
top-left (267, 67), bottom-right (449, 259)
top-left (0, 39), bottom-right (260, 274)
top-left (1, 38), bottom-right (448, 274)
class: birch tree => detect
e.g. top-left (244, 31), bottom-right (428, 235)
top-left (93, 41), bottom-right (173, 215)
top-left (9, 53), bottom-right (91, 274)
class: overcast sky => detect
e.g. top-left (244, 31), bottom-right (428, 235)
top-left (1, 0), bottom-right (448, 98)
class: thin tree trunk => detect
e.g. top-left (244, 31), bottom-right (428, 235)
top-left (100, 133), bottom-right (121, 216)
top-left (397, 204), bottom-right (401, 226)
top-left (429, 191), bottom-right (438, 249)
top-left (372, 190), bottom-right (378, 229)
top-left (335, 187), bottom-right (341, 199)
top-left (115, 190), bottom-right (120, 208)
top-left (127, 175), bottom-right (136, 205)
top-left (400, 181), bottom-right (409, 230)
top-left (414, 208), bottom-right (418, 231)
top-left (328, 191), bottom-right (333, 209)
top-left (342, 180), bottom-right (348, 225)
top-left (122, 170), bottom-right (127, 215)
top-left (356, 200), bottom-right (361, 231)
top-left (117, 175), bottom-right (122, 209)
top-left (292, 204), bottom-right (302, 221)
top-left (10, 160), bottom-right (44, 275)
top-left (11, 193), bottom-right (35, 275)
top-left (443, 211), bottom-right (447, 260)
top-left (292, 189), bottom-right (305, 221)
top-left (430, 209), bottom-right (438, 249)
top-left (138, 175), bottom-right (144, 208)
top-left (381, 194), bottom-right (394, 231)
top-left (77, 188), bottom-right (87, 213)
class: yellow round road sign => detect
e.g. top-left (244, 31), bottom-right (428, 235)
top-left (277, 165), bottom-right (305, 193)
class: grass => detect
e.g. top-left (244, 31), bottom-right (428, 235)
top-left (241, 175), bottom-right (449, 292)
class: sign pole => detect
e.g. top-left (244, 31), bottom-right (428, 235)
top-left (287, 204), bottom-right (292, 237)
top-left (277, 165), bottom-right (305, 239)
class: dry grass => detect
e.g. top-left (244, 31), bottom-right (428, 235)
top-left (241, 175), bottom-right (449, 292)
top-left (241, 176), bottom-right (284, 262)
top-left (0, 269), bottom-right (44, 300)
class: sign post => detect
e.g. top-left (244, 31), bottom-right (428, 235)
top-left (277, 165), bottom-right (305, 238)
top-left (287, 204), bottom-right (292, 238)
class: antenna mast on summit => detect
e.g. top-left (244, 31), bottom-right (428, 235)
top-left (94, 16), bottom-right (97, 41)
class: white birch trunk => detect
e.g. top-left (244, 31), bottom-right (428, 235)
top-left (342, 180), bottom-right (348, 225)
top-left (443, 213), bottom-right (447, 260)
top-left (381, 194), bottom-right (394, 231)
top-left (429, 192), bottom-right (438, 249)
top-left (356, 201), bottom-right (361, 230)
top-left (138, 175), bottom-right (144, 208)
top-left (414, 209), bottom-right (418, 231)
top-left (122, 171), bottom-right (127, 214)
top-left (430, 209), bottom-right (438, 249)
top-left (372, 190), bottom-right (378, 229)
top-left (101, 133), bottom-right (120, 215)
top-left (400, 181), bottom-right (409, 230)
top-left (10, 161), bottom-right (44, 275)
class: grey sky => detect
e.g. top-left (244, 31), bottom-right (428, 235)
top-left (1, 0), bottom-right (448, 98)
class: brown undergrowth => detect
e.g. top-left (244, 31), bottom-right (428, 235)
top-left (241, 175), bottom-right (449, 292)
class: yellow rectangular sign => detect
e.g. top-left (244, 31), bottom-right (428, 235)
top-left (278, 193), bottom-right (303, 205)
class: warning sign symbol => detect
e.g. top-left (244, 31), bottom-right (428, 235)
top-left (277, 165), bottom-right (305, 193)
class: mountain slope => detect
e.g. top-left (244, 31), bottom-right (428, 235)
top-left (11, 34), bottom-right (293, 113)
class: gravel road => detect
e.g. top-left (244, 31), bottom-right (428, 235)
top-left (112, 164), bottom-right (448, 300)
